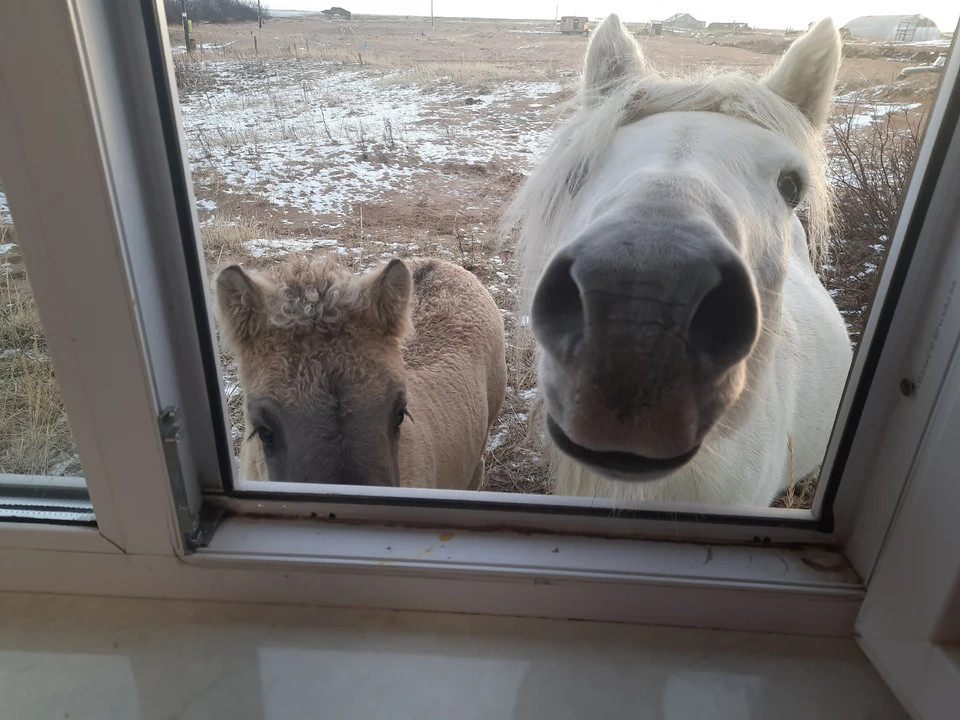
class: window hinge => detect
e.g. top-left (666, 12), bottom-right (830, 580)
top-left (159, 406), bottom-right (224, 553)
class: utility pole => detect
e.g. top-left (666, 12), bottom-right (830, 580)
top-left (431, 1), bottom-right (435, 31)
top-left (258, 0), bottom-right (262, 29)
top-left (181, 0), bottom-right (190, 52)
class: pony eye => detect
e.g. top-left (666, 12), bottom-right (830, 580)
top-left (777, 171), bottom-right (804, 207)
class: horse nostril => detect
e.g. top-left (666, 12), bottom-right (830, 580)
top-left (531, 255), bottom-right (585, 360)
top-left (688, 257), bottom-right (760, 368)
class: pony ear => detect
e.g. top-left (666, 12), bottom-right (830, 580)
top-left (215, 265), bottom-right (268, 349)
top-left (583, 14), bottom-right (648, 98)
top-left (762, 18), bottom-right (842, 129)
top-left (366, 259), bottom-right (413, 339)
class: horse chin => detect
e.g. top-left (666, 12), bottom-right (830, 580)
top-left (546, 414), bottom-right (701, 482)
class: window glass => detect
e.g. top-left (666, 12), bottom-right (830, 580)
top-left (165, 3), bottom-right (956, 511)
top-left (0, 181), bottom-right (83, 479)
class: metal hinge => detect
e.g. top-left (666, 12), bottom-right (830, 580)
top-left (159, 406), bottom-right (224, 553)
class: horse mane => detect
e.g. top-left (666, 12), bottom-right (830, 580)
top-left (503, 68), bottom-right (834, 314)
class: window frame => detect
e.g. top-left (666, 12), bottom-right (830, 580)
top-left (0, 0), bottom-right (957, 649)
top-left (825, 25), bottom-right (960, 581)
top-left (855, 287), bottom-right (960, 716)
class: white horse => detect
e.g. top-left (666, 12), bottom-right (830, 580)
top-left (507, 16), bottom-right (852, 506)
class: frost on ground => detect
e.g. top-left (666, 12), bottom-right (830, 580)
top-left (179, 58), bottom-right (565, 218)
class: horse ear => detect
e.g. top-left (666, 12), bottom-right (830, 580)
top-left (584, 14), bottom-right (648, 98)
top-left (762, 18), bottom-right (842, 129)
top-left (215, 265), bottom-right (268, 349)
top-left (366, 259), bottom-right (413, 339)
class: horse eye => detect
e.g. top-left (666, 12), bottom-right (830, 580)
top-left (394, 408), bottom-right (406, 429)
top-left (777, 172), bottom-right (803, 207)
top-left (256, 425), bottom-right (276, 448)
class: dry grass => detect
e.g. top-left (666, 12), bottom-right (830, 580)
top-left (201, 215), bottom-right (280, 258)
top-left (0, 227), bottom-right (80, 476)
top-left (186, 41), bottom-right (570, 93)
top-left (480, 321), bottom-right (550, 494)
top-left (773, 473), bottom-right (819, 509)
top-left (172, 53), bottom-right (219, 95)
top-left (378, 61), bottom-right (566, 93)
top-left (771, 434), bottom-right (818, 509)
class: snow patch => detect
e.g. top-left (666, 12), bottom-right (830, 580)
top-left (835, 100), bottom-right (922, 129)
top-left (486, 429), bottom-right (508, 452)
top-left (245, 237), bottom-right (340, 257)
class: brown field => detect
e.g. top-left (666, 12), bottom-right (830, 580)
top-left (0, 14), bottom-right (947, 505)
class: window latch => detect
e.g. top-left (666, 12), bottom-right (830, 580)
top-left (159, 406), bottom-right (215, 553)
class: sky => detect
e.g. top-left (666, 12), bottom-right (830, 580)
top-left (272, 2), bottom-right (959, 33)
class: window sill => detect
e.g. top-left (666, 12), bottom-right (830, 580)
top-left (0, 522), bottom-right (121, 553)
top-left (0, 516), bottom-right (862, 635)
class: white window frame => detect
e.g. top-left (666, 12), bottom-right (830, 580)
top-left (0, 0), bottom-right (957, 670)
top-left (856, 319), bottom-right (960, 717)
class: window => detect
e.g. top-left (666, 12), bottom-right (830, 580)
top-left (0, 3), bottom-right (959, 714)
top-left (0, 195), bottom-right (80, 477)
top-left (149, 5), bottom-right (951, 536)
top-left (0, 172), bottom-right (91, 525)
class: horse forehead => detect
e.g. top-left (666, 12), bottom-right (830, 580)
top-left (614, 111), bottom-right (796, 167)
top-left (250, 337), bottom-right (388, 393)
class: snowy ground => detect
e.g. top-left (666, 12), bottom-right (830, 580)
top-left (833, 90), bottom-right (922, 129)
top-left (179, 58), bottom-right (565, 220)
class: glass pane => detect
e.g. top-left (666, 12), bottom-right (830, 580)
top-left (164, 6), bottom-right (956, 512)
top-left (0, 178), bottom-right (89, 522)
top-left (0, 185), bottom-right (81, 477)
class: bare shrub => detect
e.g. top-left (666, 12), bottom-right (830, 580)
top-left (163, 0), bottom-right (267, 25)
top-left (825, 96), bottom-right (925, 343)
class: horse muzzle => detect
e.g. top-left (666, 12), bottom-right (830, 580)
top-left (531, 215), bottom-right (759, 472)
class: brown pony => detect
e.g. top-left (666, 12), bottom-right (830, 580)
top-left (215, 256), bottom-right (507, 489)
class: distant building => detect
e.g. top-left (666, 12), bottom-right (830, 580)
top-left (842, 15), bottom-right (940, 43)
top-left (706, 22), bottom-right (750, 33)
top-left (663, 13), bottom-right (705, 31)
top-left (559, 16), bottom-right (589, 35)
top-left (321, 7), bottom-right (352, 20)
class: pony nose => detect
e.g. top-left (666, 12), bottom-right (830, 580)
top-left (530, 232), bottom-right (759, 371)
